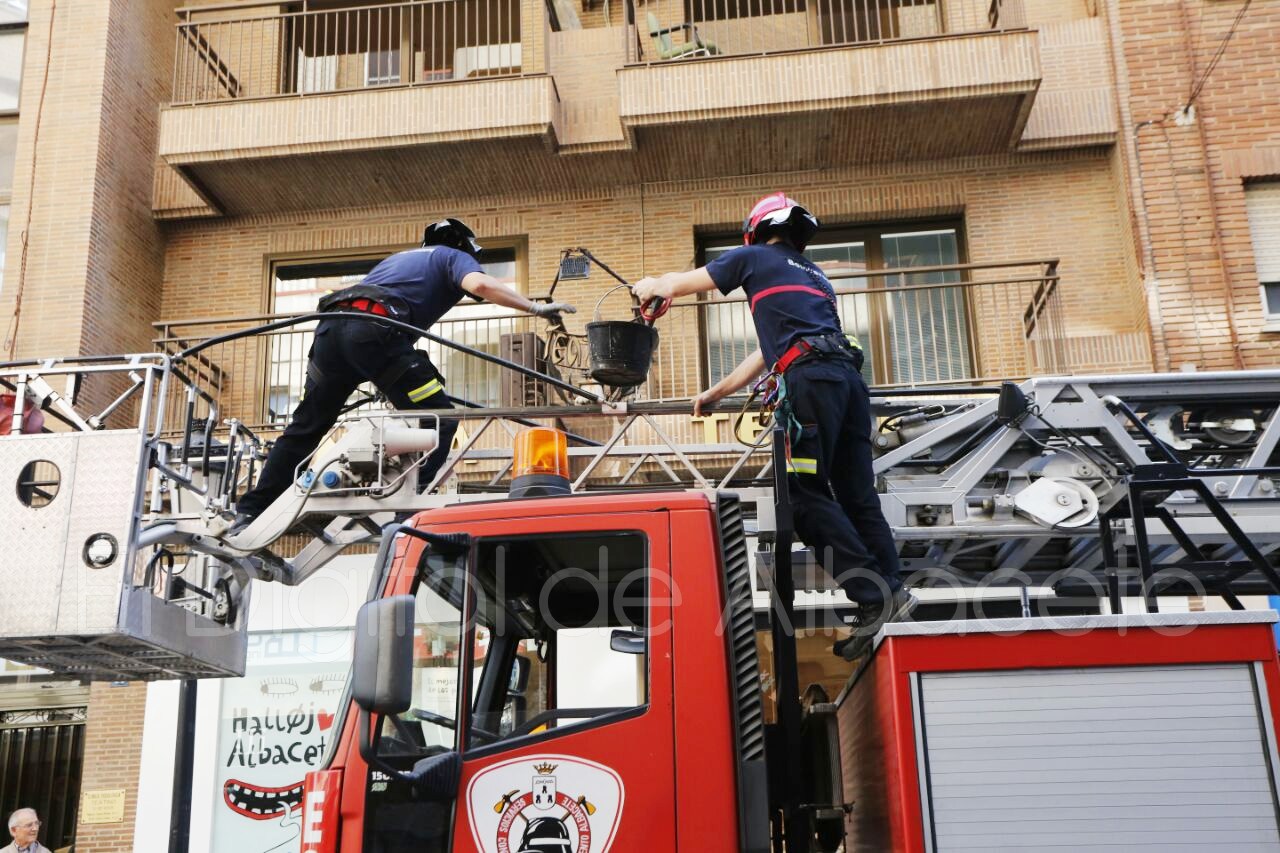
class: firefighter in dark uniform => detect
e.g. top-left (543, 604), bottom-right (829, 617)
top-left (634, 193), bottom-right (915, 658)
top-left (232, 219), bottom-right (575, 527)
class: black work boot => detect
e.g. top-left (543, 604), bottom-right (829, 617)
top-left (223, 512), bottom-right (257, 538)
top-left (833, 588), bottom-right (919, 661)
top-left (202, 510), bottom-right (255, 539)
top-left (211, 507), bottom-right (256, 535)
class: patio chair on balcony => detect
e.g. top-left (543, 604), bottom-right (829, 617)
top-left (646, 12), bottom-right (720, 60)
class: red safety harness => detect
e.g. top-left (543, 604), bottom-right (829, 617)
top-left (332, 297), bottom-right (390, 317)
top-left (773, 333), bottom-right (862, 375)
top-left (773, 340), bottom-right (815, 374)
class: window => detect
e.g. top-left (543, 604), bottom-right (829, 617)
top-left (682, 0), bottom-right (937, 44)
top-left (295, 49), bottom-right (337, 94)
top-left (700, 221), bottom-right (968, 386)
top-left (267, 243), bottom-right (522, 422)
top-left (686, 0), bottom-right (805, 23)
top-left (428, 247), bottom-right (522, 409)
top-left (366, 548), bottom-right (467, 853)
top-left (0, 7), bottom-right (24, 286)
top-left (371, 531), bottom-right (647, 761)
top-left (384, 550), bottom-right (468, 754)
top-left (1245, 182), bottom-right (1280, 322)
top-left (0, 1), bottom-right (26, 25)
top-left (0, 201), bottom-right (8, 276)
top-left (365, 49), bottom-right (401, 86)
top-left (269, 258), bottom-right (374, 423)
top-left (879, 228), bottom-right (970, 385)
top-left (0, 28), bottom-right (21, 110)
top-left (464, 533), bottom-right (648, 752)
top-left (817, 0), bottom-right (940, 45)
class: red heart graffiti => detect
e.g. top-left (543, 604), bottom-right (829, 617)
top-left (318, 711), bottom-right (335, 731)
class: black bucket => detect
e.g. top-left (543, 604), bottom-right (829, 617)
top-left (586, 321), bottom-right (658, 387)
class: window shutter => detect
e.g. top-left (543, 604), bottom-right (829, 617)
top-left (1245, 182), bottom-right (1280, 316)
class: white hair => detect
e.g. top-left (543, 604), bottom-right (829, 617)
top-left (8, 808), bottom-right (36, 831)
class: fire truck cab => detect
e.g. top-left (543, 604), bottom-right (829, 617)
top-left (303, 490), bottom-right (770, 853)
top-left (302, 486), bottom-right (1280, 853)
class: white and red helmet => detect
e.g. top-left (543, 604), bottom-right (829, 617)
top-left (742, 192), bottom-right (820, 250)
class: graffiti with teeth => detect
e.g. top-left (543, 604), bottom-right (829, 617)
top-left (223, 779), bottom-right (306, 820)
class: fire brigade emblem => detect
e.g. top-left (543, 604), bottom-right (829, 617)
top-left (467, 756), bottom-right (624, 853)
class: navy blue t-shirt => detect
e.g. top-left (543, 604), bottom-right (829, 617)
top-left (360, 246), bottom-right (484, 330)
top-left (706, 243), bottom-right (842, 365)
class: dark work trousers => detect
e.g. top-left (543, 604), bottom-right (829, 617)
top-left (236, 316), bottom-right (458, 518)
top-left (783, 357), bottom-right (902, 606)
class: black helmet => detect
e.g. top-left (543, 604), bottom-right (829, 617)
top-left (518, 817), bottom-right (573, 853)
top-left (422, 218), bottom-right (482, 258)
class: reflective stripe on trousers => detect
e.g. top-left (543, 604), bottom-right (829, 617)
top-left (407, 378), bottom-right (444, 402)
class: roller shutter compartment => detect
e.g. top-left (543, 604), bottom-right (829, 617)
top-left (917, 664), bottom-right (1280, 851)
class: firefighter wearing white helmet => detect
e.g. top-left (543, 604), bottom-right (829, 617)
top-left (230, 218), bottom-right (576, 531)
top-left (634, 193), bottom-right (915, 659)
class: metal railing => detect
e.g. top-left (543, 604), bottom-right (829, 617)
top-left (625, 0), bottom-right (996, 64)
top-left (153, 310), bottom-right (552, 432)
top-left (172, 0), bottom-right (525, 105)
top-left (152, 259), bottom-right (1072, 430)
top-left (691, 259), bottom-right (1066, 390)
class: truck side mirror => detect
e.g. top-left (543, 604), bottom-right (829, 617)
top-left (353, 595), bottom-right (415, 715)
top-left (610, 628), bottom-right (645, 655)
top-left (509, 654), bottom-right (531, 695)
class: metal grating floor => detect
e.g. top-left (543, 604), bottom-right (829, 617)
top-left (0, 634), bottom-right (241, 681)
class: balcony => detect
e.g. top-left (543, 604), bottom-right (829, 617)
top-left (157, 0), bottom-right (558, 214)
top-left (617, 0), bottom-right (1041, 168)
top-left (154, 0), bottom-right (1052, 214)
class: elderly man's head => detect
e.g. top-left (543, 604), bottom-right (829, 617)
top-left (7, 809), bottom-right (40, 847)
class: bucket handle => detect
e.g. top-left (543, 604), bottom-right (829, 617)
top-left (592, 282), bottom-right (669, 326)
top-left (592, 283), bottom-right (639, 323)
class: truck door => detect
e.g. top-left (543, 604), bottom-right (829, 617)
top-left (455, 511), bottom-right (676, 853)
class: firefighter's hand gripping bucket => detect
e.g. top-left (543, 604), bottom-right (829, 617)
top-left (585, 284), bottom-right (659, 387)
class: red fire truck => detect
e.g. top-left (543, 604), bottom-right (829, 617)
top-left (298, 429), bottom-right (1280, 853)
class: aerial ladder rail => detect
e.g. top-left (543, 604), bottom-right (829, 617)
top-left (2, 328), bottom-right (1280, 680)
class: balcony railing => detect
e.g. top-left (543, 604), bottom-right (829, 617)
top-left (172, 0), bottom-right (525, 105)
top-left (153, 309), bottom-right (545, 433)
top-left (691, 259), bottom-right (1067, 391)
top-left (624, 0), bottom-right (1005, 64)
top-left (152, 259), bottom-right (1078, 435)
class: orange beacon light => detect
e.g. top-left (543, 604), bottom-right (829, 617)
top-left (510, 427), bottom-right (571, 498)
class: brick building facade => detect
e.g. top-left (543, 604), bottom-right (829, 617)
top-left (0, 0), bottom-right (1277, 849)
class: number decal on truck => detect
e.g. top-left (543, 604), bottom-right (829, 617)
top-left (466, 755), bottom-right (624, 853)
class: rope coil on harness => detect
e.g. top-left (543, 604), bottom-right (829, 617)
top-left (734, 334), bottom-right (861, 452)
top-left (733, 370), bottom-right (788, 449)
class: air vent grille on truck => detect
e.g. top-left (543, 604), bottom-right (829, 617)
top-left (716, 494), bottom-right (771, 851)
top-left (717, 493), bottom-right (766, 761)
